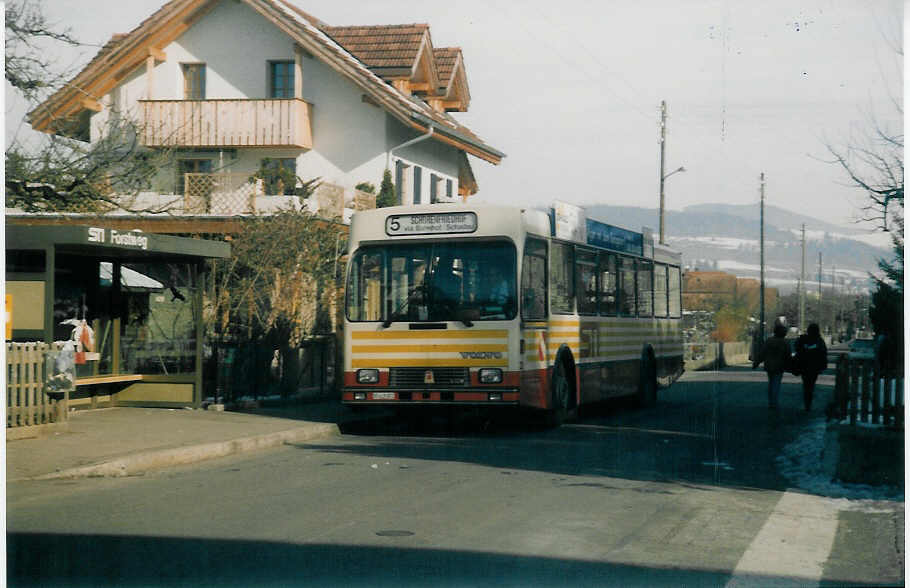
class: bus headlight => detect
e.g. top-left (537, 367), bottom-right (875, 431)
top-left (479, 368), bottom-right (503, 384)
top-left (357, 369), bottom-right (380, 384)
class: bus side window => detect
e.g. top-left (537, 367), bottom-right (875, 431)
top-left (618, 256), bottom-right (636, 317)
top-left (599, 253), bottom-right (617, 316)
top-left (654, 263), bottom-right (668, 317)
top-left (668, 265), bottom-right (681, 318)
top-left (575, 248), bottom-right (597, 315)
top-left (637, 259), bottom-right (653, 317)
top-left (551, 242), bottom-right (574, 314)
top-left (521, 238), bottom-right (547, 320)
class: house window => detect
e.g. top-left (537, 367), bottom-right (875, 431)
top-left (261, 158), bottom-right (297, 195)
top-left (430, 174), bottom-right (439, 204)
top-left (177, 159), bottom-right (212, 195)
top-left (413, 166), bottom-right (422, 205)
top-left (182, 63), bottom-right (206, 100)
top-left (446, 179), bottom-right (453, 200)
top-left (269, 61), bottom-right (294, 98)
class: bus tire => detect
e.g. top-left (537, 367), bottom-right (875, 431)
top-left (548, 358), bottom-right (571, 427)
top-left (638, 350), bottom-right (657, 408)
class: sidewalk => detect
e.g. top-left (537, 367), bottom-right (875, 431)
top-left (6, 400), bottom-right (351, 481)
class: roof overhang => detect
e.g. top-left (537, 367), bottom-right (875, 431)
top-left (28, 0), bottom-right (216, 134)
top-left (6, 223), bottom-right (231, 261)
top-left (409, 113), bottom-right (504, 165)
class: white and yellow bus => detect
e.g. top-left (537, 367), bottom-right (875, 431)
top-left (342, 202), bottom-right (683, 423)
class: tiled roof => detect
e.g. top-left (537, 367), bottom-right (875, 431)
top-left (321, 24), bottom-right (429, 72)
top-left (434, 48), bottom-right (460, 85)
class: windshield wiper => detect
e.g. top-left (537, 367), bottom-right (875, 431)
top-left (382, 279), bottom-right (429, 328)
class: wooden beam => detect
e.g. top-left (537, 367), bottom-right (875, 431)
top-left (81, 98), bottom-right (103, 112)
top-left (294, 44), bottom-right (304, 99)
top-left (31, 0), bottom-right (204, 131)
top-left (409, 82), bottom-right (431, 93)
top-left (146, 55), bottom-right (155, 99)
top-left (148, 47), bottom-right (166, 61)
top-left (392, 79), bottom-right (411, 95)
top-left (442, 100), bottom-right (466, 112)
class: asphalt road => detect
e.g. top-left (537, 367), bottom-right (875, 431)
top-left (7, 368), bottom-right (904, 587)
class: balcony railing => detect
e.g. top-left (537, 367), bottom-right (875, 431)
top-left (139, 98), bottom-right (313, 149)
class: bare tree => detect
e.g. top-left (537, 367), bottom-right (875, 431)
top-left (5, 0), bottom-right (181, 213)
top-left (823, 19), bottom-right (903, 292)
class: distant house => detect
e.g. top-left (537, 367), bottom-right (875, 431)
top-left (27, 0), bottom-right (505, 217)
top-left (683, 270), bottom-right (778, 313)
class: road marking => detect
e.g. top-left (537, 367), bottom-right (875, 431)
top-left (726, 491), bottom-right (840, 587)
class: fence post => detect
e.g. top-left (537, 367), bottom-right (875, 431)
top-left (25, 344), bottom-right (36, 426)
top-left (872, 361), bottom-right (882, 425)
top-left (849, 359), bottom-right (859, 425)
top-left (834, 354), bottom-right (847, 421)
top-left (860, 359), bottom-right (871, 423)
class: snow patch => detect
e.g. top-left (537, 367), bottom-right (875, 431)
top-left (776, 418), bottom-right (903, 502)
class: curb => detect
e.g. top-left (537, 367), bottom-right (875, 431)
top-left (32, 422), bottom-right (339, 480)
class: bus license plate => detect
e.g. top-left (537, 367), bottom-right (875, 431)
top-left (372, 392), bottom-right (395, 400)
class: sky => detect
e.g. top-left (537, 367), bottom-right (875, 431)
top-left (5, 0), bottom-right (903, 230)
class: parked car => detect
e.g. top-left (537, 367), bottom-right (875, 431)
top-left (847, 338), bottom-right (875, 360)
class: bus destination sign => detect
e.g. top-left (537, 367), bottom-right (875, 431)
top-left (385, 212), bottom-right (478, 236)
top-left (585, 218), bottom-right (643, 256)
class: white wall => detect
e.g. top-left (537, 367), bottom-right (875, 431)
top-left (96, 0), bottom-right (467, 203)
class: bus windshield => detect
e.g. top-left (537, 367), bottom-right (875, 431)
top-left (347, 241), bottom-right (517, 323)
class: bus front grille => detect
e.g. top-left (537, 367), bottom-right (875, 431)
top-left (389, 367), bottom-right (470, 387)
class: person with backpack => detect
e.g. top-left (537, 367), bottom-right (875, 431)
top-left (753, 322), bottom-right (791, 409)
top-left (795, 323), bottom-right (828, 412)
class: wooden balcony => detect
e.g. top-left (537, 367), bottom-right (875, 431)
top-left (139, 98), bottom-right (313, 149)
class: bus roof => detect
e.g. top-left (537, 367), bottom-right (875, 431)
top-left (349, 203), bottom-right (682, 265)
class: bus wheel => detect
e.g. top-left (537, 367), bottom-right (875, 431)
top-left (548, 360), bottom-right (571, 427)
top-left (638, 352), bottom-right (657, 408)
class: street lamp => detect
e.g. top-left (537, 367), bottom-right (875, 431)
top-left (659, 165), bottom-right (685, 244)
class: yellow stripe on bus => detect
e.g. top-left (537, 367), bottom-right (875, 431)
top-left (352, 344), bottom-right (507, 354)
top-left (350, 330), bottom-right (508, 340)
top-left (351, 358), bottom-right (507, 368)
top-left (548, 320), bottom-right (580, 327)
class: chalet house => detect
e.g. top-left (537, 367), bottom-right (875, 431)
top-left (27, 0), bottom-right (505, 217)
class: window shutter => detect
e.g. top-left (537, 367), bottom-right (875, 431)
top-left (395, 161), bottom-right (404, 205)
top-left (446, 179), bottom-right (453, 199)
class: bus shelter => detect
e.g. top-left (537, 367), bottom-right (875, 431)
top-left (6, 223), bottom-right (230, 409)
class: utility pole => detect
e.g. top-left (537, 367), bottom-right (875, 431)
top-left (759, 173), bottom-right (766, 344)
top-left (659, 100), bottom-right (667, 244)
top-left (832, 265), bottom-right (837, 339)
top-left (799, 223), bottom-right (806, 332)
top-left (818, 251), bottom-right (823, 330)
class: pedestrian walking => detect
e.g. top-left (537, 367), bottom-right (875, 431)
top-left (753, 323), bottom-right (791, 409)
top-left (795, 323), bottom-right (828, 412)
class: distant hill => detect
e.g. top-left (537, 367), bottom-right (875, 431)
top-left (581, 202), bottom-right (889, 294)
